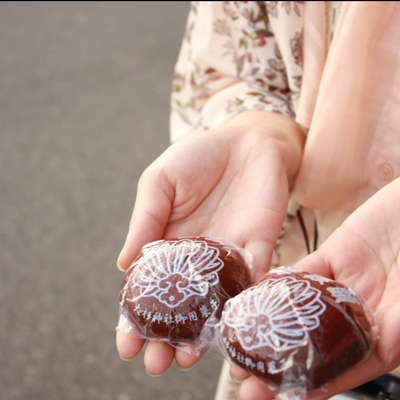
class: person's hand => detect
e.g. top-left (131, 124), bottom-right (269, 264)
top-left (234, 177), bottom-right (400, 400)
top-left (115, 110), bottom-right (305, 375)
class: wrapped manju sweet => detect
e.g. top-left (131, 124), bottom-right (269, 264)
top-left (118, 237), bottom-right (251, 347)
top-left (218, 267), bottom-right (377, 396)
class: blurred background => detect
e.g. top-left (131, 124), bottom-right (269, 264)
top-left (0, 2), bottom-right (223, 399)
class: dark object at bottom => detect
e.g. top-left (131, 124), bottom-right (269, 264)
top-left (349, 375), bottom-right (400, 400)
top-left (375, 376), bottom-right (400, 400)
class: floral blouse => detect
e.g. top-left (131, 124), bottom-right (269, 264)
top-left (170, 1), bottom-right (304, 142)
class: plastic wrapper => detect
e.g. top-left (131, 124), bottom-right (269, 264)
top-left (213, 266), bottom-right (378, 400)
top-left (117, 236), bottom-right (252, 356)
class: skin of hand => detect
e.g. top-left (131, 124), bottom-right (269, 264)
top-left (115, 110), bottom-right (305, 375)
top-left (233, 177), bottom-right (400, 400)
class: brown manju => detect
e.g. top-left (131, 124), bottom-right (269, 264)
top-left (119, 237), bottom-right (251, 344)
top-left (220, 267), bottom-right (375, 392)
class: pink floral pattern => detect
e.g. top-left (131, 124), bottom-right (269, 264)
top-left (170, 1), bottom-right (304, 141)
top-left (291, 31), bottom-right (303, 67)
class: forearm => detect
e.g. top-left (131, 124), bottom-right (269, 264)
top-left (219, 110), bottom-right (305, 187)
top-left (170, 2), bottom-right (301, 143)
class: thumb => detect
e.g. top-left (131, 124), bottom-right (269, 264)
top-left (117, 168), bottom-right (173, 271)
top-left (377, 303), bottom-right (400, 366)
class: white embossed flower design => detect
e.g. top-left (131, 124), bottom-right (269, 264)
top-left (223, 276), bottom-right (326, 352)
top-left (131, 238), bottom-right (224, 308)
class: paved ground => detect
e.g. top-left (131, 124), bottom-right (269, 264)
top-left (0, 2), bottom-right (223, 399)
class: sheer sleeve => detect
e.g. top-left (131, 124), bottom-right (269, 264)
top-left (170, 1), bottom-right (304, 142)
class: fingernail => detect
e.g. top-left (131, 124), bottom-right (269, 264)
top-left (116, 254), bottom-right (125, 271)
top-left (387, 343), bottom-right (400, 366)
top-left (145, 367), bottom-right (163, 377)
top-left (177, 364), bottom-right (193, 372)
top-left (230, 371), bottom-right (244, 383)
top-left (119, 354), bottom-right (134, 362)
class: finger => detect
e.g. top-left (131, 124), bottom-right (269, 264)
top-left (230, 364), bottom-right (251, 381)
top-left (144, 340), bottom-right (175, 376)
top-left (291, 250), bottom-right (332, 279)
top-left (377, 302), bottom-right (400, 365)
top-left (239, 376), bottom-right (275, 400)
top-left (244, 239), bottom-right (275, 283)
top-left (308, 352), bottom-right (395, 399)
top-left (116, 331), bottom-right (145, 361)
top-left (391, 365), bottom-right (400, 378)
top-left (175, 345), bottom-right (202, 370)
top-left (117, 167), bottom-right (174, 271)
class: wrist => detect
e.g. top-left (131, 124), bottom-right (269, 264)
top-left (219, 110), bottom-right (305, 184)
